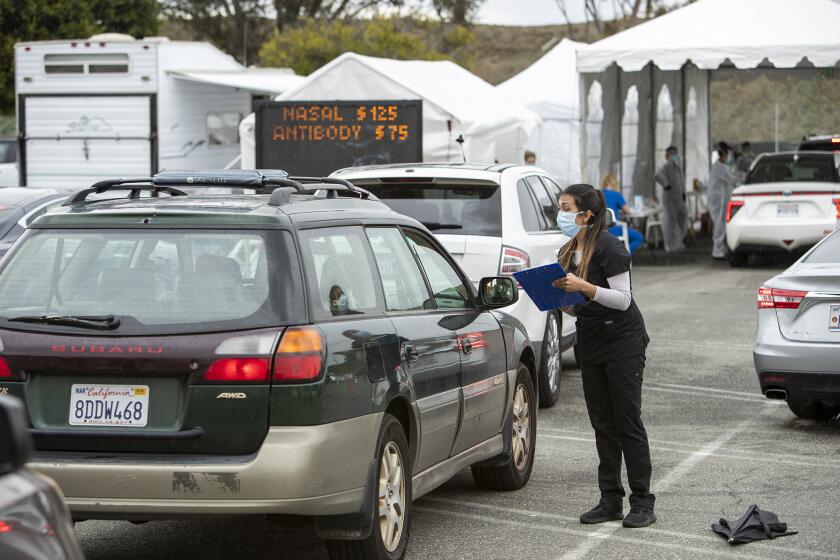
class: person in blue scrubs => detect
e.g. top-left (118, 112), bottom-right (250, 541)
top-left (601, 174), bottom-right (644, 254)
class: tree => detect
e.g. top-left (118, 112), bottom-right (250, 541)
top-left (161, 1), bottom-right (272, 65)
top-left (431, 0), bottom-right (485, 25)
top-left (0, 0), bottom-right (159, 114)
top-left (272, 0), bottom-right (406, 31)
top-left (259, 17), bottom-right (447, 76)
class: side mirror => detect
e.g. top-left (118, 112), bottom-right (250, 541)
top-left (0, 396), bottom-right (32, 476)
top-left (605, 208), bottom-right (617, 228)
top-left (478, 277), bottom-right (519, 309)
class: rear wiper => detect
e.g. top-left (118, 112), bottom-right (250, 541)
top-left (422, 222), bottom-right (463, 230)
top-left (7, 314), bottom-right (121, 330)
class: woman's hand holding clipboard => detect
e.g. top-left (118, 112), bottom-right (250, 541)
top-left (512, 263), bottom-right (586, 312)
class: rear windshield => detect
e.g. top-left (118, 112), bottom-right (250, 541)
top-left (746, 154), bottom-right (840, 184)
top-left (0, 229), bottom-right (301, 335)
top-left (363, 182), bottom-right (502, 237)
top-left (804, 229), bottom-right (840, 264)
top-left (799, 138), bottom-right (840, 153)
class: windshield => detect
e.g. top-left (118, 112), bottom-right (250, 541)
top-left (362, 182), bottom-right (502, 237)
top-left (0, 229), bottom-right (301, 334)
top-left (0, 141), bottom-right (15, 164)
top-left (746, 154), bottom-right (840, 184)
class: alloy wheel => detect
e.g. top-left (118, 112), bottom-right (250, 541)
top-left (378, 441), bottom-right (406, 552)
top-left (546, 314), bottom-right (560, 395)
top-left (512, 383), bottom-right (531, 471)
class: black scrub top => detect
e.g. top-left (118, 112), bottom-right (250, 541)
top-left (568, 230), bottom-right (649, 365)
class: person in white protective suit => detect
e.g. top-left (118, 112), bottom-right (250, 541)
top-left (653, 146), bottom-right (688, 253)
top-left (708, 142), bottom-right (740, 259)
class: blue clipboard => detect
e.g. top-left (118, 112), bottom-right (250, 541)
top-left (512, 263), bottom-right (586, 312)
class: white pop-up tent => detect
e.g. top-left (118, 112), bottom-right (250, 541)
top-left (240, 52), bottom-right (541, 168)
top-left (497, 38), bottom-right (585, 185)
top-left (576, 0), bottom-right (840, 198)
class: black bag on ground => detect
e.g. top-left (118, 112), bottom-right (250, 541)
top-left (712, 504), bottom-right (797, 545)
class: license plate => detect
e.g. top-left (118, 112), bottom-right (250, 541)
top-left (777, 202), bottom-right (799, 217)
top-left (830, 305), bottom-right (840, 332)
top-left (69, 384), bottom-right (149, 427)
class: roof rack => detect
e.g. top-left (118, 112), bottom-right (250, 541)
top-left (63, 170), bottom-right (375, 206)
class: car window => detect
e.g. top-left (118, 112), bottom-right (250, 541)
top-left (541, 176), bottom-right (564, 204)
top-left (517, 179), bottom-right (542, 232)
top-left (298, 227), bottom-right (383, 319)
top-left (746, 154), bottom-right (840, 184)
top-left (526, 176), bottom-right (559, 231)
top-left (362, 182), bottom-right (502, 237)
top-left (803, 230), bottom-right (840, 264)
top-left (404, 230), bottom-right (471, 309)
top-left (0, 230), bottom-right (295, 334)
top-left (366, 227), bottom-right (433, 312)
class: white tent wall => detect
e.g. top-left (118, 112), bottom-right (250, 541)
top-left (497, 38), bottom-right (583, 183)
top-left (239, 53), bottom-right (540, 170)
top-left (577, 0), bottom-right (840, 202)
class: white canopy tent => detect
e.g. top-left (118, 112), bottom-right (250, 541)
top-left (497, 39), bottom-right (585, 184)
top-left (168, 68), bottom-right (305, 95)
top-left (576, 0), bottom-right (840, 198)
top-left (239, 52), bottom-right (541, 169)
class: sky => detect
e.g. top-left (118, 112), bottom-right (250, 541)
top-left (473, 0), bottom-right (682, 27)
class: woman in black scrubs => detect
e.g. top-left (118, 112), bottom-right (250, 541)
top-left (552, 183), bottom-right (655, 528)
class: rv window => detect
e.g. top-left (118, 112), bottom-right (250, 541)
top-left (207, 112), bottom-right (242, 146)
top-left (44, 53), bottom-right (129, 75)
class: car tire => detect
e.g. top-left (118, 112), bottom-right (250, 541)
top-left (471, 364), bottom-right (536, 491)
top-left (326, 413), bottom-right (412, 560)
top-left (787, 401), bottom-right (838, 421)
top-left (538, 311), bottom-right (562, 408)
top-left (728, 252), bottom-right (748, 268)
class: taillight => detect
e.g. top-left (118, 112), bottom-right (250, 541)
top-left (833, 197), bottom-right (840, 219)
top-left (273, 326), bottom-right (325, 384)
top-left (726, 199), bottom-right (744, 222)
top-left (0, 356), bottom-right (23, 380)
top-left (203, 358), bottom-right (269, 383)
top-left (500, 246), bottom-right (530, 276)
top-left (757, 286), bottom-right (807, 309)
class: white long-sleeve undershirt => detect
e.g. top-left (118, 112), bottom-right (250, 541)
top-left (593, 271), bottom-right (632, 311)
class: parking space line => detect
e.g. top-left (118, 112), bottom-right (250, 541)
top-left (556, 413), bottom-right (766, 560)
top-left (537, 432), bottom-right (840, 470)
top-left (413, 506), bottom-right (777, 560)
top-left (420, 497), bottom-right (840, 560)
top-left (643, 386), bottom-right (781, 403)
top-left (538, 426), bottom-right (840, 469)
top-left (644, 382), bottom-right (765, 398)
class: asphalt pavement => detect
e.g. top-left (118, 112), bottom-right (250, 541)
top-left (75, 255), bottom-right (840, 560)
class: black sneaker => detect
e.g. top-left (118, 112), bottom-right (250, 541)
top-left (622, 505), bottom-right (657, 528)
top-left (580, 497), bottom-right (623, 524)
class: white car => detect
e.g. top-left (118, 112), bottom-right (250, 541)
top-left (0, 139), bottom-right (18, 187)
top-left (726, 151), bottom-right (840, 267)
top-left (333, 163), bottom-right (576, 407)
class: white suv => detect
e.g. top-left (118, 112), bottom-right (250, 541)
top-left (333, 163), bottom-right (576, 407)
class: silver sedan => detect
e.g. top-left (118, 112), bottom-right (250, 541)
top-left (754, 227), bottom-right (840, 420)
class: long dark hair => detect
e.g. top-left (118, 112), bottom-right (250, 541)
top-left (557, 183), bottom-right (607, 280)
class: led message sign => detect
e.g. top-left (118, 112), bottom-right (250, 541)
top-left (256, 100), bottom-right (423, 176)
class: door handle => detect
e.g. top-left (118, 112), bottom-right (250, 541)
top-left (404, 344), bottom-right (420, 363)
top-left (460, 336), bottom-right (473, 354)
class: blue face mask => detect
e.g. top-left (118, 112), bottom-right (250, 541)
top-left (556, 211), bottom-right (583, 237)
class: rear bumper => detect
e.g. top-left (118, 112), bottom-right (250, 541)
top-left (727, 220), bottom-right (835, 252)
top-left (30, 412), bottom-right (383, 518)
top-left (754, 321), bottom-right (840, 402)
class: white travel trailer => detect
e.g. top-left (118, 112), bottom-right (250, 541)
top-left (15, 34), bottom-right (302, 188)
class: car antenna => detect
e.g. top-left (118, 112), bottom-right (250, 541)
top-left (455, 134), bottom-right (466, 162)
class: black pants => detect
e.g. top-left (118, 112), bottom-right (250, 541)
top-left (581, 355), bottom-right (654, 509)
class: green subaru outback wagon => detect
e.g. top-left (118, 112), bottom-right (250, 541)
top-left (0, 170), bottom-right (538, 560)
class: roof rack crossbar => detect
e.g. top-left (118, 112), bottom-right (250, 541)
top-left (63, 184), bottom-right (188, 206)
